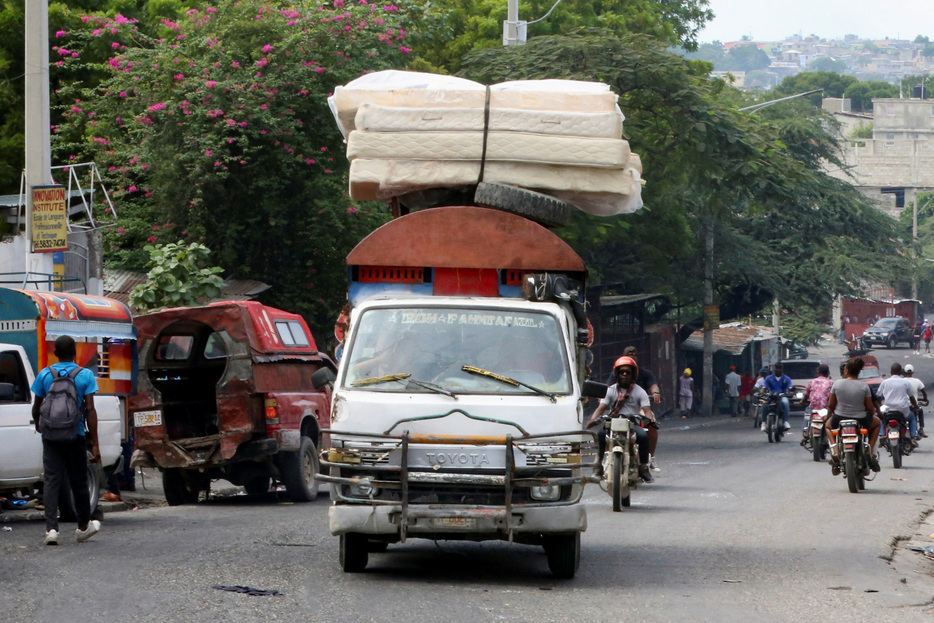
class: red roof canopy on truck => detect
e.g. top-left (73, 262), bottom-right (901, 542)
top-left (347, 206), bottom-right (586, 274)
top-left (134, 301), bottom-right (322, 361)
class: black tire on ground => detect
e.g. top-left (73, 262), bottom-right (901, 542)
top-left (58, 457), bottom-right (103, 523)
top-left (611, 453), bottom-right (624, 512)
top-left (774, 423), bottom-right (784, 442)
top-left (622, 494), bottom-right (631, 507)
top-left (163, 468), bottom-right (200, 506)
top-left (340, 533), bottom-right (369, 572)
top-left (244, 475), bottom-right (271, 495)
top-left (280, 436), bottom-right (320, 502)
top-left (888, 335), bottom-right (897, 349)
top-left (845, 453), bottom-right (859, 493)
top-left (544, 533), bottom-right (581, 579)
top-left (367, 540), bottom-right (389, 553)
top-left (473, 183), bottom-right (574, 228)
top-left (766, 415), bottom-right (774, 443)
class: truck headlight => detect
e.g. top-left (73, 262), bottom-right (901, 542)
top-left (348, 479), bottom-right (378, 498)
top-left (530, 484), bottom-right (561, 501)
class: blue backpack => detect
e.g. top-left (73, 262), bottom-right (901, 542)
top-left (38, 367), bottom-right (84, 441)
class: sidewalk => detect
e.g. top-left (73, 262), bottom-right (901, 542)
top-left (0, 468), bottom-right (168, 524)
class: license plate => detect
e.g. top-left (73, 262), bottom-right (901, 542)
top-left (429, 517), bottom-right (476, 528)
top-left (134, 409), bottom-right (163, 428)
top-left (888, 431), bottom-right (900, 439)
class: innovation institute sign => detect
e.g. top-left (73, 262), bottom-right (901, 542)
top-left (30, 185), bottom-right (68, 252)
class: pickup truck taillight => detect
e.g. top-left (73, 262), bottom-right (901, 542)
top-left (264, 396), bottom-right (279, 425)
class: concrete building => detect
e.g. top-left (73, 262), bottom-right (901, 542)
top-left (830, 97), bottom-right (934, 217)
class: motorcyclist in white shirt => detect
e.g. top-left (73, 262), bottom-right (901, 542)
top-left (878, 362), bottom-right (919, 447)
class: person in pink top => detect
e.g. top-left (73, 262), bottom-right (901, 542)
top-left (801, 363), bottom-right (833, 443)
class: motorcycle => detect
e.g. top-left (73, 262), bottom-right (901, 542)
top-left (879, 405), bottom-right (914, 469)
top-left (831, 418), bottom-right (875, 493)
top-left (762, 392), bottom-right (788, 443)
top-left (599, 415), bottom-right (645, 512)
top-left (801, 407), bottom-right (829, 461)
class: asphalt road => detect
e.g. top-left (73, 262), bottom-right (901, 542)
top-left (2, 339), bottom-right (934, 622)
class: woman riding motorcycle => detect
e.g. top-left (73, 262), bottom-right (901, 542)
top-left (825, 357), bottom-right (882, 474)
top-left (587, 356), bottom-right (656, 483)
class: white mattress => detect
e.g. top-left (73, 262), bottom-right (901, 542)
top-left (346, 130), bottom-right (631, 169)
top-left (348, 159), bottom-right (644, 216)
top-left (354, 104), bottom-right (623, 138)
top-left (333, 88), bottom-right (620, 137)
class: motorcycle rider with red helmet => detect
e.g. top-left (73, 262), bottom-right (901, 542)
top-left (587, 356), bottom-right (657, 483)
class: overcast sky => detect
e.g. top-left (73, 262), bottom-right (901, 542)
top-left (699, 0), bottom-right (932, 43)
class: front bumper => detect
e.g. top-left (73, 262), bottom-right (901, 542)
top-left (861, 333), bottom-right (891, 345)
top-left (328, 503), bottom-right (587, 537)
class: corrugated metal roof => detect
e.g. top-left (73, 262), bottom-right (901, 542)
top-left (103, 269), bottom-right (270, 307)
top-left (681, 322), bottom-right (778, 355)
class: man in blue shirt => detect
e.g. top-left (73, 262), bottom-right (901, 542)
top-left (31, 335), bottom-right (102, 545)
top-left (763, 362), bottom-right (793, 431)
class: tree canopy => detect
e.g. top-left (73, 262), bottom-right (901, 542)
top-left (52, 0), bottom-right (410, 332)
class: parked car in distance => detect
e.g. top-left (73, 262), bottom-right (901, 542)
top-left (786, 342), bottom-right (809, 360)
top-left (862, 317), bottom-right (912, 349)
top-left (781, 359), bottom-right (822, 410)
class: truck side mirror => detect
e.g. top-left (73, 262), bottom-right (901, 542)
top-left (312, 367), bottom-right (336, 390)
top-left (0, 382), bottom-right (14, 401)
top-left (581, 380), bottom-right (608, 399)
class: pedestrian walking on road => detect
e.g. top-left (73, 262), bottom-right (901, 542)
top-left (679, 368), bottom-right (694, 419)
top-left (924, 324), bottom-right (933, 355)
top-left (32, 335), bottom-right (102, 545)
top-left (725, 366), bottom-right (741, 417)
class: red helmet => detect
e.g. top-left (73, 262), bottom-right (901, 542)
top-left (613, 356), bottom-right (639, 378)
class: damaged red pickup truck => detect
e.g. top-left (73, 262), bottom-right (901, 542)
top-left (128, 301), bottom-right (335, 505)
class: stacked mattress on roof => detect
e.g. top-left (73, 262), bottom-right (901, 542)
top-left (329, 70), bottom-right (644, 216)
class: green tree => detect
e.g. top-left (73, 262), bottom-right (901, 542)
top-left (808, 57), bottom-right (848, 73)
top-left (719, 44), bottom-right (770, 72)
top-left (53, 0), bottom-right (410, 334)
top-left (900, 74), bottom-right (933, 97)
top-left (402, 0), bottom-right (713, 73)
top-left (773, 71), bottom-right (859, 104)
top-left (843, 81), bottom-right (898, 111)
top-left (458, 31), bottom-right (902, 325)
top-left (922, 44), bottom-right (934, 57)
top-left (914, 35), bottom-right (930, 44)
top-left (130, 241), bottom-right (224, 311)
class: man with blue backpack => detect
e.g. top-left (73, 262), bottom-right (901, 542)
top-left (32, 335), bottom-right (102, 545)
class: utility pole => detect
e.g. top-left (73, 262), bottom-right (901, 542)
top-left (24, 0), bottom-right (54, 279)
top-left (502, 0), bottom-right (526, 45)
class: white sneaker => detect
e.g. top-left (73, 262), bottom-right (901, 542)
top-left (649, 455), bottom-right (661, 472)
top-left (761, 423), bottom-right (766, 431)
top-left (44, 529), bottom-right (59, 546)
top-left (783, 422), bottom-right (791, 430)
top-left (75, 520), bottom-right (101, 543)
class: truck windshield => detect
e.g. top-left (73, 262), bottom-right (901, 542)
top-left (343, 307), bottom-right (571, 395)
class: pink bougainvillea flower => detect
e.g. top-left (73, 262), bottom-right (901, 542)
top-left (129, 185), bottom-right (138, 192)
top-left (146, 236), bottom-right (157, 243)
top-left (205, 80), bottom-right (217, 89)
top-left (116, 228), bottom-right (125, 234)
top-left (262, 44), bottom-right (274, 53)
top-left (205, 150), bottom-right (212, 156)
top-left (55, 30), bottom-right (66, 37)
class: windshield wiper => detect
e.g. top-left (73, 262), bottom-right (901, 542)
top-left (461, 365), bottom-right (557, 403)
top-left (351, 373), bottom-right (456, 398)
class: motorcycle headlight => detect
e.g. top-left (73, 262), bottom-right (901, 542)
top-left (530, 484), bottom-right (561, 501)
top-left (795, 391), bottom-right (805, 401)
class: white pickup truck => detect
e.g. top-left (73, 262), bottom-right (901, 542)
top-left (0, 288), bottom-right (137, 517)
top-left (0, 343), bottom-right (125, 515)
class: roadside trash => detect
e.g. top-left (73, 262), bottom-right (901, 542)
top-left (891, 478), bottom-right (908, 482)
top-left (722, 579), bottom-right (742, 583)
top-left (908, 545), bottom-right (934, 560)
top-left (2, 526), bottom-right (11, 531)
top-left (212, 585), bottom-right (282, 597)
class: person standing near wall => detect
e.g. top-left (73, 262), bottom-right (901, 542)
top-left (725, 366), bottom-right (742, 417)
top-left (679, 368), bottom-right (694, 419)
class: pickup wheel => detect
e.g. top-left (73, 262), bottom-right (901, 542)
top-left (280, 436), bottom-right (319, 502)
top-left (340, 532), bottom-right (369, 572)
top-left (888, 335), bottom-right (897, 349)
top-left (543, 533), bottom-right (581, 579)
top-left (58, 454), bottom-right (103, 522)
top-left (473, 183), bottom-right (574, 228)
top-left (163, 468), bottom-right (200, 506)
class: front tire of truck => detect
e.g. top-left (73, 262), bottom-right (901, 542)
top-left (162, 468), bottom-right (200, 506)
top-left (340, 532), bottom-right (369, 572)
top-left (543, 532), bottom-right (581, 579)
top-left (280, 436), bottom-right (319, 503)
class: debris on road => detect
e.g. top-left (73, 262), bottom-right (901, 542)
top-left (212, 585), bottom-right (282, 597)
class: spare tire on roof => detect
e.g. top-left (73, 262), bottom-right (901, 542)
top-left (473, 183), bottom-right (574, 228)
